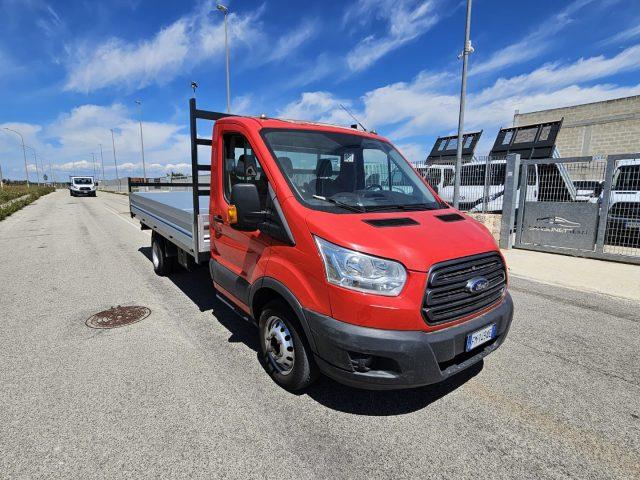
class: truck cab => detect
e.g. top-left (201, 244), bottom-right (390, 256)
top-left (129, 102), bottom-right (514, 391)
top-left (69, 176), bottom-right (97, 197)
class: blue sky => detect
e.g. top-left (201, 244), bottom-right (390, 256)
top-left (1, 0), bottom-right (640, 180)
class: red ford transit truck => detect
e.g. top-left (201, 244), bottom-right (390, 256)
top-left (128, 99), bottom-right (513, 391)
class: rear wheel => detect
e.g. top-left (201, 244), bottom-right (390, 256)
top-left (259, 301), bottom-right (318, 391)
top-left (151, 234), bottom-right (174, 276)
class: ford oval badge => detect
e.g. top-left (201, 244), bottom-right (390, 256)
top-left (466, 276), bottom-right (489, 293)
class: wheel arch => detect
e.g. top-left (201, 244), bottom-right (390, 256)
top-left (250, 278), bottom-right (317, 352)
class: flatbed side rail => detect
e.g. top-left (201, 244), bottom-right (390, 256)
top-left (128, 98), bottom-right (233, 263)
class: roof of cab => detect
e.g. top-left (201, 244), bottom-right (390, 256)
top-left (216, 114), bottom-right (385, 140)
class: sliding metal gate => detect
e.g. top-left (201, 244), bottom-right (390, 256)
top-left (508, 153), bottom-right (640, 265)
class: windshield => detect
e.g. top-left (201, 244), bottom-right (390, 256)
top-left (613, 166), bottom-right (640, 191)
top-left (261, 129), bottom-right (441, 212)
top-left (73, 177), bottom-right (93, 185)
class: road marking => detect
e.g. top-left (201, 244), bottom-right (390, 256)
top-left (103, 204), bottom-right (150, 234)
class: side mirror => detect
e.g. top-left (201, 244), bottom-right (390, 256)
top-left (230, 183), bottom-right (263, 231)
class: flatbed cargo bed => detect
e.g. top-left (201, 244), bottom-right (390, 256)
top-left (130, 191), bottom-right (210, 262)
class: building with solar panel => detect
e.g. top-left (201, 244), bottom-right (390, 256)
top-left (513, 95), bottom-right (640, 157)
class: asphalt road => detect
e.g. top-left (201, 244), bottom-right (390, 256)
top-left (1, 190), bottom-right (638, 479)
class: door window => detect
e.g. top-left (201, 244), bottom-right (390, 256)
top-left (222, 133), bottom-right (269, 208)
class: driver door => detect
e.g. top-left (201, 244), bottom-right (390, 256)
top-left (211, 129), bottom-right (271, 307)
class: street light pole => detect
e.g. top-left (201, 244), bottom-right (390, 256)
top-left (24, 145), bottom-right (40, 184)
top-left (99, 143), bottom-right (106, 182)
top-left (135, 100), bottom-right (147, 182)
top-left (453, 0), bottom-right (473, 210)
top-left (91, 153), bottom-right (97, 179)
top-left (48, 157), bottom-right (55, 186)
top-left (110, 128), bottom-right (120, 191)
top-left (217, 3), bottom-right (231, 113)
top-left (3, 127), bottom-right (30, 188)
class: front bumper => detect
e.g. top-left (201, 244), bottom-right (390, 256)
top-left (71, 189), bottom-right (95, 196)
top-left (305, 293), bottom-right (513, 390)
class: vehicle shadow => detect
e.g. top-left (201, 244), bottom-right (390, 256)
top-left (138, 246), bottom-right (259, 351)
top-left (138, 246), bottom-right (482, 415)
top-left (301, 361), bottom-right (483, 416)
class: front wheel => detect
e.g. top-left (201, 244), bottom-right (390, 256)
top-left (259, 301), bottom-right (318, 391)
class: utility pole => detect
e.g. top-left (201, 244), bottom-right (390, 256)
top-left (217, 3), bottom-right (231, 113)
top-left (0, 162), bottom-right (4, 189)
top-left (453, 0), bottom-right (473, 210)
top-left (135, 100), bottom-right (147, 182)
top-left (110, 128), bottom-right (120, 191)
top-left (99, 143), bottom-right (106, 182)
top-left (3, 127), bottom-right (30, 187)
top-left (92, 152), bottom-right (97, 178)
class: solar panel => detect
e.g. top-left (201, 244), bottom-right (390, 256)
top-left (426, 131), bottom-right (482, 164)
top-left (490, 120), bottom-right (563, 159)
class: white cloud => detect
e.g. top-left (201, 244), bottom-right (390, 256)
top-left (278, 91), bottom-right (354, 125)
top-left (261, 20), bottom-right (317, 64)
top-left (343, 0), bottom-right (439, 72)
top-left (66, 20), bottom-right (191, 92)
top-left (278, 45), bottom-right (640, 156)
top-left (471, 0), bottom-right (597, 76)
top-left (1, 104), bottom-right (191, 180)
top-left (600, 24), bottom-right (640, 46)
top-left (64, 3), bottom-right (314, 93)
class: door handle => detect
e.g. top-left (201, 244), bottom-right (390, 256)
top-left (213, 215), bottom-right (224, 223)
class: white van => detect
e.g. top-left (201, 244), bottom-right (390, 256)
top-left (602, 159), bottom-right (640, 247)
top-left (69, 176), bottom-right (97, 197)
top-left (417, 164), bottom-right (455, 193)
top-left (438, 160), bottom-right (539, 212)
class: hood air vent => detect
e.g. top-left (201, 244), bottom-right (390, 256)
top-left (364, 218), bottom-right (419, 227)
top-left (435, 213), bottom-right (465, 222)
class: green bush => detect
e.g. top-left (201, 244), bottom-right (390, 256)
top-left (0, 185), bottom-right (56, 221)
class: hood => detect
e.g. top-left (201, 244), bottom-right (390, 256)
top-left (305, 209), bottom-right (498, 272)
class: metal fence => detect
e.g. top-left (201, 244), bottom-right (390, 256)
top-left (413, 156), bottom-right (510, 214)
top-left (99, 176), bottom-right (211, 193)
top-left (508, 154), bottom-right (640, 264)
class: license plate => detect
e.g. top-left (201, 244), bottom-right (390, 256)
top-left (466, 324), bottom-right (497, 352)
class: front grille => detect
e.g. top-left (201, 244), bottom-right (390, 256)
top-left (80, 187), bottom-right (90, 191)
top-left (423, 252), bottom-right (506, 325)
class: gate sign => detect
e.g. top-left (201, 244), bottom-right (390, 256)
top-left (521, 202), bottom-right (599, 250)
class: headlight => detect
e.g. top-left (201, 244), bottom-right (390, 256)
top-left (314, 236), bottom-right (407, 296)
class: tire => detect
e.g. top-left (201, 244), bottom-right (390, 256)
top-left (70, 191), bottom-right (74, 197)
top-left (259, 300), bottom-right (318, 391)
top-left (151, 234), bottom-right (174, 276)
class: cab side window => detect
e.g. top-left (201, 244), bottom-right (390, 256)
top-left (222, 133), bottom-right (269, 209)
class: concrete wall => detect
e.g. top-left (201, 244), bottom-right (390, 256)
top-left (514, 95), bottom-right (640, 157)
top-left (468, 213), bottom-right (502, 244)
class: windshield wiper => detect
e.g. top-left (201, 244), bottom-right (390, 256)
top-left (312, 195), bottom-right (367, 213)
top-left (365, 202), bottom-right (442, 212)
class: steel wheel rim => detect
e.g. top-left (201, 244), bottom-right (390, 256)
top-left (263, 315), bottom-right (295, 375)
top-left (152, 243), bottom-right (160, 269)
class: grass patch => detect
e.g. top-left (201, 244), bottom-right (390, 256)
top-left (0, 185), bottom-right (56, 221)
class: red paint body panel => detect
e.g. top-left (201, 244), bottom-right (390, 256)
top-left (207, 115), bottom-right (505, 332)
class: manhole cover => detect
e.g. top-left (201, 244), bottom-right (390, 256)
top-left (86, 306), bottom-right (150, 329)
